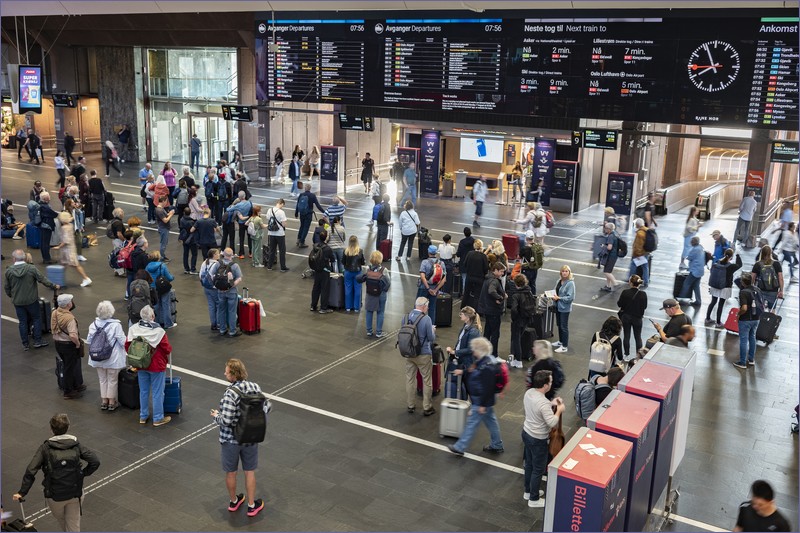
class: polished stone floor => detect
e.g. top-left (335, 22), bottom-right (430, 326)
top-left (1, 153), bottom-right (797, 532)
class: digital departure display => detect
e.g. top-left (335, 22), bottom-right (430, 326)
top-left (338, 113), bottom-right (374, 131)
top-left (582, 129), bottom-right (618, 150)
top-left (255, 11), bottom-right (798, 130)
top-left (221, 105), bottom-right (253, 122)
top-left (771, 141), bottom-right (799, 164)
top-left (52, 94), bottom-right (77, 108)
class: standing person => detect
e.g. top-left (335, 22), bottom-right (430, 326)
top-left (190, 133), bottom-right (202, 174)
top-left (117, 124), bottom-right (131, 162)
top-left (361, 152), bottom-right (375, 194)
top-left (369, 174), bottom-right (384, 205)
top-left (86, 301), bottom-right (127, 411)
top-left (227, 191), bottom-right (253, 259)
top-left (69, 156), bottom-right (87, 183)
top-left (145, 251), bottom-right (176, 329)
top-left (30, 180), bottom-right (46, 203)
top-left (161, 162), bottom-right (178, 200)
top-left (642, 192), bottom-right (658, 228)
top-left (419, 245), bottom-right (447, 324)
top-left (706, 248), bottom-right (743, 326)
top-left (477, 262), bottom-right (506, 357)
top-left (25, 129), bottom-right (41, 164)
top-left (521, 370), bottom-right (564, 508)
top-left (401, 297), bottom-right (437, 416)
top-left (288, 154), bottom-right (301, 197)
top-left (143, 175), bottom-right (157, 223)
top-left (777, 222), bottom-right (799, 283)
top-left (678, 236), bottom-right (706, 306)
top-left (358, 251), bottom-right (391, 337)
top-left (127, 270), bottom-right (156, 327)
top-left (291, 144), bottom-right (304, 161)
top-left (462, 239), bottom-right (489, 310)
top-left (519, 230), bottom-right (544, 293)
top-left (526, 341), bottom-right (566, 400)
top-left (308, 146), bottom-right (320, 177)
top-left (526, 177), bottom-right (544, 204)
top-left (375, 194), bottom-right (393, 244)
top-left (139, 163), bottom-right (154, 211)
top-left (680, 207), bottom-right (702, 270)
top-left (210, 248), bottom-right (243, 337)
top-left (173, 179), bottom-right (190, 225)
top-left (445, 306), bottom-right (481, 398)
top-left (711, 230), bottom-right (731, 263)
top-left (598, 222), bottom-right (619, 291)
top-left (438, 233), bottom-right (456, 294)
top-left (551, 265), bottom-right (575, 354)
top-left (245, 206), bottom-right (266, 268)
top-left (588, 317), bottom-right (624, 377)
top-left (154, 196), bottom-right (175, 262)
top-left (509, 274), bottom-right (536, 363)
top-left (472, 174), bottom-right (488, 228)
top-left (103, 140), bottom-right (122, 177)
top-left (199, 249), bottom-right (221, 330)
top-left (52, 293), bottom-right (86, 399)
top-left (4, 248), bottom-right (58, 350)
top-left (124, 235), bottom-right (150, 300)
top-left (617, 275), bottom-right (648, 358)
top-left (12, 413), bottom-right (101, 532)
top-left (733, 480), bottom-right (792, 532)
top-left (752, 245), bottom-right (784, 310)
top-left (273, 147), bottom-right (284, 180)
top-left (396, 200), bottom-right (421, 261)
top-left (210, 358), bottom-right (268, 518)
top-left (398, 161), bottom-right (418, 208)
top-left (63, 132), bottom-right (76, 166)
top-left (735, 191), bottom-right (758, 244)
top-left (265, 199), bottom-right (289, 272)
top-left (447, 337), bottom-right (504, 455)
top-left (125, 305), bottom-right (172, 426)
top-left (54, 150), bottom-right (67, 189)
top-left (309, 230), bottom-right (335, 313)
top-left (220, 203), bottom-right (238, 254)
top-left (328, 217), bottom-right (347, 273)
top-left (628, 218), bottom-right (650, 288)
top-left (294, 182), bottom-right (325, 248)
top-left (510, 161), bottom-right (524, 202)
top-left (56, 210), bottom-right (92, 287)
top-left (456, 227), bottom-right (475, 294)
top-left (734, 273), bottom-right (763, 370)
top-left (194, 208), bottom-right (220, 261)
top-left (343, 235), bottom-right (365, 313)
top-left (188, 187), bottom-right (205, 220)
top-left (87, 170), bottom-right (106, 224)
top-left (651, 299), bottom-right (693, 343)
top-left (178, 208), bottom-right (199, 274)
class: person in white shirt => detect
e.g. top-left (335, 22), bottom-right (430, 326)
top-left (396, 201), bottom-right (421, 261)
top-left (472, 174), bottom-right (488, 228)
top-left (265, 199), bottom-right (289, 272)
top-left (735, 191), bottom-right (758, 243)
top-left (522, 369), bottom-right (564, 508)
top-left (777, 221), bottom-right (799, 283)
top-left (437, 233), bottom-right (457, 293)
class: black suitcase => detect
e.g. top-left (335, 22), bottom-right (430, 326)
top-left (328, 273), bottom-right (345, 308)
top-left (435, 293), bottom-right (453, 327)
top-left (118, 368), bottom-right (140, 409)
top-left (673, 271), bottom-right (688, 298)
top-left (756, 299), bottom-right (783, 345)
top-left (55, 356), bottom-right (65, 391)
top-left (103, 191), bottom-right (115, 220)
top-left (452, 265), bottom-right (462, 297)
top-left (4, 500), bottom-right (37, 532)
top-left (30, 296), bottom-right (52, 335)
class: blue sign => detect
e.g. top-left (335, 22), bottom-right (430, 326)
top-left (533, 138), bottom-right (555, 206)
top-left (420, 130), bottom-right (440, 195)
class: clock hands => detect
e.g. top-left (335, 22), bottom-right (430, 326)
top-left (689, 63), bottom-right (724, 75)
top-left (702, 43), bottom-right (719, 74)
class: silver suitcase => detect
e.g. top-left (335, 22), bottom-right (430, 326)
top-left (439, 373), bottom-right (470, 438)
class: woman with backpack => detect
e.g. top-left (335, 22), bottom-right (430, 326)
top-left (616, 275), bottom-right (647, 358)
top-left (199, 248), bottom-right (221, 330)
top-left (680, 207), bottom-right (702, 270)
top-left (357, 250), bottom-right (391, 337)
top-left (526, 340), bottom-right (565, 400)
top-left (396, 200), bottom-right (421, 261)
top-left (127, 270), bottom-right (157, 326)
top-left (343, 235), bottom-right (366, 313)
top-left (509, 275), bottom-right (536, 363)
top-left (173, 179), bottom-right (190, 224)
top-left (125, 305), bottom-right (173, 427)
top-left (588, 316), bottom-right (624, 378)
top-left (243, 205), bottom-right (266, 268)
top-left (86, 300), bottom-right (128, 411)
top-left (551, 265), bottom-right (575, 354)
top-left (705, 248), bottom-right (743, 327)
top-left (751, 245), bottom-right (784, 310)
top-left (145, 251), bottom-right (175, 329)
top-left (598, 223), bottom-right (620, 292)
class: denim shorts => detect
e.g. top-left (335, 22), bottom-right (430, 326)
top-left (475, 201), bottom-right (484, 216)
top-left (221, 442), bottom-right (258, 472)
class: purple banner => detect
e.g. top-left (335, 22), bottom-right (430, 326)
top-left (534, 138), bottom-right (555, 206)
top-left (420, 130), bottom-right (440, 195)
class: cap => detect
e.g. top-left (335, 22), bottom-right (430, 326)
top-left (57, 294), bottom-right (74, 307)
top-left (525, 230), bottom-right (535, 241)
top-left (711, 230), bottom-right (721, 236)
top-left (661, 298), bottom-right (679, 310)
top-left (428, 245), bottom-right (438, 255)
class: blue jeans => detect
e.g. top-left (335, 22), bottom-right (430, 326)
top-left (522, 430), bottom-right (549, 501)
top-left (738, 319), bottom-right (758, 365)
top-left (158, 226), bottom-right (169, 258)
top-left (191, 151), bottom-right (199, 174)
top-left (204, 287), bottom-right (218, 327)
top-left (138, 369), bottom-right (166, 422)
top-left (156, 290), bottom-right (173, 328)
top-left (783, 251), bottom-right (797, 278)
top-left (332, 249), bottom-right (344, 273)
top-left (126, 272), bottom-right (135, 299)
top-left (453, 405), bottom-right (503, 453)
top-left (628, 257), bottom-right (650, 285)
top-left (15, 302), bottom-right (42, 346)
top-left (217, 289), bottom-right (238, 334)
top-left (290, 178), bottom-right (298, 195)
top-left (555, 310), bottom-right (570, 347)
top-left (344, 270), bottom-right (362, 311)
top-left (297, 213), bottom-right (313, 245)
top-left (365, 293), bottom-right (387, 334)
top-left (399, 184), bottom-right (417, 208)
top-left (679, 273), bottom-right (702, 304)
top-left (417, 286), bottom-right (437, 324)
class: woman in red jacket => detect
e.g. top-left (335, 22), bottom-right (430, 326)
top-left (125, 305), bottom-right (172, 427)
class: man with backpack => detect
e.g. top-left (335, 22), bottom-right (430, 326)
top-left (574, 366), bottom-right (625, 423)
top-left (399, 297), bottom-right (437, 416)
top-left (734, 273), bottom-right (764, 370)
top-left (209, 248), bottom-right (243, 337)
top-left (295, 182), bottom-right (324, 248)
top-left (265, 199), bottom-right (289, 272)
top-left (210, 358), bottom-right (268, 518)
top-left (226, 191), bottom-right (253, 259)
top-left (418, 245), bottom-right (446, 324)
top-left (309, 230), bottom-right (335, 313)
top-left (13, 413), bottom-right (101, 532)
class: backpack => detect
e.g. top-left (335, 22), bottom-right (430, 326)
top-left (588, 333), bottom-right (619, 374)
top-left (200, 261), bottom-right (216, 290)
top-left (396, 312), bottom-right (425, 357)
top-left (545, 211), bottom-right (555, 229)
top-left (127, 281), bottom-right (151, 321)
top-left (709, 263), bottom-right (727, 290)
top-left (308, 244), bottom-right (326, 271)
top-left (106, 220), bottom-right (117, 240)
top-left (155, 273), bottom-right (172, 296)
top-left (108, 248), bottom-right (120, 269)
top-left (519, 290), bottom-right (537, 318)
top-left (246, 217), bottom-right (257, 237)
top-left (643, 229), bottom-right (658, 252)
top-left (27, 200), bottom-right (42, 226)
top-left (140, 183), bottom-right (147, 198)
top-left (428, 261), bottom-right (444, 285)
top-left (744, 287), bottom-right (766, 319)
top-left (230, 386), bottom-right (269, 445)
top-left (615, 235), bottom-right (628, 258)
top-left (574, 376), bottom-right (610, 420)
top-left (213, 262), bottom-right (233, 291)
top-left (116, 242), bottom-right (136, 270)
top-left (267, 209), bottom-right (283, 232)
top-left (492, 358), bottom-right (510, 393)
top-left (757, 263), bottom-right (780, 292)
top-left (88, 321), bottom-right (114, 362)
top-left (297, 194), bottom-right (311, 216)
top-left (365, 267), bottom-right (384, 296)
top-left (126, 336), bottom-right (154, 368)
top-left (205, 180), bottom-right (218, 200)
top-left (43, 445), bottom-right (83, 501)
top-left (217, 180), bottom-right (230, 201)
top-left (527, 243), bottom-right (544, 270)
top-left (372, 203), bottom-right (382, 221)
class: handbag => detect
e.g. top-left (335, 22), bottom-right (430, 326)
top-left (78, 340), bottom-right (86, 358)
top-left (431, 343), bottom-right (445, 364)
top-left (548, 407), bottom-right (565, 457)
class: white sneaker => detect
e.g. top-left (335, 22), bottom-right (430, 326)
top-left (791, 277), bottom-right (798, 284)
top-left (554, 346), bottom-right (568, 353)
top-left (551, 341), bottom-right (562, 348)
top-left (12, 235), bottom-right (22, 240)
top-left (80, 278), bottom-right (92, 287)
top-left (523, 490), bottom-right (544, 500)
top-left (77, 255), bottom-right (87, 262)
top-left (528, 498), bottom-right (545, 508)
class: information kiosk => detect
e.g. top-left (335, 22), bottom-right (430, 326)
top-left (605, 171), bottom-right (637, 230)
top-left (319, 145), bottom-right (345, 197)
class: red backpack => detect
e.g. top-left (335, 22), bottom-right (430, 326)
top-left (117, 241), bottom-right (136, 270)
top-left (428, 262), bottom-right (444, 285)
top-left (493, 358), bottom-right (510, 393)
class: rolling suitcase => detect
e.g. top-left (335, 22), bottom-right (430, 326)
top-left (169, 289), bottom-right (178, 325)
top-left (163, 353), bottom-right (182, 414)
top-left (5, 499), bottom-right (37, 532)
top-left (34, 295), bottom-right (53, 334)
top-left (724, 307), bottom-right (740, 334)
top-left (418, 228), bottom-right (431, 260)
top-left (25, 223), bottom-right (40, 249)
top-left (118, 368), bottom-right (140, 409)
top-left (55, 356), bottom-right (66, 391)
top-left (417, 363), bottom-right (442, 397)
top-left (673, 271), bottom-right (688, 298)
top-left (237, 287), bottom-right (262, 334)
top-left (502, 233), bottom-right (520, 260)
top-left (439, 373), bottom-right (470, 438)
top-left (379, 226), bottom-right (393, 262)
top-left (46, 265), bottom-right (66, 288)
top-left (435, 293), bottom-right (453, 327)
top-left (452, 265), bottom-right (462, 297)
top-left (532, 305), bottom-right (555, 339)
top-left (328, 273), bottom-right (345, 308)
top-left (103, 192), bottom-right (115, 220)
top-left (756, 298), bottom-right (782, 345)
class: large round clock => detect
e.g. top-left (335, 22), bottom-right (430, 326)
top-left (687, 40), bottom-right (741, 92)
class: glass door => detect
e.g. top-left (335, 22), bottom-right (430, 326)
top-left (189, 113), bottom-right (239, 169)
top-left (190, 114), bottom-right (209, 169)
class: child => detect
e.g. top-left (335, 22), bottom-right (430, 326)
top-left (2, 206), bottom-right (25, 239)
top-left (312, 217), bottom-right (331, 246)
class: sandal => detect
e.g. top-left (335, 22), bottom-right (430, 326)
top-left (107, 402), bottom-right (120, 411)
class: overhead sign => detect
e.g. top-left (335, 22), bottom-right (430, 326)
top-left (338, 113), bottom-right (374, 131)
top-left (770, 141), bottom-right (799, 164)
top-left (52, 94), bottom-right (78, 108)
top-left (18, 65), bottom-right (42, 114)
top-left (582, 129), bottom-right (618, 150)
top-left (221, 105), bottom-right (252, 122)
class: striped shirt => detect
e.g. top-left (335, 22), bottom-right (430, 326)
top-left (325, 203), bottom-right (346, 222)
top-left (214, 380), bottom-right (264, 445)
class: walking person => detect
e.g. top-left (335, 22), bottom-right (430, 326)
top-left (680, 207), bottom-right (702, 269)
top-left (145, 251), bottom-right (176, 329)
top-left (117, 124), bottom-right (131, 162)
top-left (402, 297), bottom-right (437, 416)
top-left (733, 273), bottom-right (763, 370)
top-left (55, 150), bottom-right (67, 189)
top-left (13, 413), bottom-right (101, 532)
top-left (551, 265), bottom-right (575, 353)
top-left (210, 248), bottom-right (244, 337)
top-left (776, 222), bottom-right (799, 283)
top-left (63, 132), bottom-right (76, 166)
top-left (273, 147), bottom-right (284, 180)
top-left (706, 248), bottom-right (743, 327)
top-left (56, 210), bottom-right (92, 287)
top-left (447, 337), bottom-right (505, 455)
top-left (199, 249), bottom-right (221, 330)
top-left (226, 191), bottom-right (253, 259)
top-left (245, 206), bottom-right (266, 268)
top-left (25, 129), bottom-right (42, 164)
top-left (752, 245), bottom-right (784, 309)
top-left (294, 182), bottom-right (325, 248)
top-left (52, 293), bottom-right (86, 399)
top-left (178, 208), bottom-right (199, 274)
top-left (86, 301), bottom-right (127, 411)
top-left (125, 305), bottom-right (173, 426)
top-left (288, 154), bottom-right (301, 197)
top-left (103, 140), bottom-right (122, 177)
top-left (4, 249), bottom-right (58, 350)
top-left (37, 192), bottom-right (59, 264)
top-left (361, 152), bottom-right (375, 194)
top-left (398, 161), bottom-right (418, 208)
top-left (733, 480), bottom-right (792, 532)
top-left (477, 262), bottom-right (507, 357)
top-left (678, 236), bottom-right (706, 306)
top-left (617, 275), bottom-right (647, 358)
top-left (358, 251), bottom-right (391, 337)
top-left (598, 222), bottom-right (619, 291)
top-left (396, 200), bottom-right (420, 261)
top-left (210, 358), bottom-right (268, 518)
top-left (16, 127), bottom-right (27, 159)
top-left (343, 235), bottom-right (365, 313)
top-left (309, 230), bottom-right (335, 314)
top-left (472, 174), bottom-right (488, 228)
top-left (265, 199), bottom-right (288, 272)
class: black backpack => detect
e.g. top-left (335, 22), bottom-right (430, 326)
top-left (615, 234), bottom-right (628, 258)
top-left (106, 220), bottom-right (117, 240)
top-left (213, 263), bottom-right (233, 290)
top-left (643, 229), bottom-right (658, 253)
top-left (231, 386), bottom-right (269, 445)
top-left (396, 312), bottom-right (425, 357)
top-left (43, 444), bottom-right (84, 501)
top-left (308, 244), bottom-right (326, 271)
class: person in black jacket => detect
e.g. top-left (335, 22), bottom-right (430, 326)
top-left (37, 192), bottom-right (60, 264)
top-left (462, 239), bottom-right (488, 310)
top-left (455, 227), bottom-right (475, 294)
top-left (87, 170), bottom-right (107, 224)
top-left (310, 230), bottom-right (335, 314)
top-left (63, 132), bottom-right (76, 166)
top-left (445, 306), bottom-right (482, 399)
top-left (13, 413), bottom-right (100, 532)
top-left (617, 275), bottom-right (648, 358)
top-left (477, 262), bottom-right (507, 357)
top-left (509, 274), bottom-right (536, 362)
top-left (526, 340), bottom-right (566, 400)
top-left (589, 316), bottom-right (624, 374)
top-left (125, 235), bottom-right (151, 300)
top-left (706, 248), bottom-right (743, 327)
top-left (374, 194), bottom-right (393, 244)
top-left (295, 182), bottom-right (326, 248)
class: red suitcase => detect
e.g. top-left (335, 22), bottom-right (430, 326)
top-left (417, 363), bottom-right (442, 396)
top-left (502, 233), bottom-right (520, 260)
top-left (237, 288), bottom-right (261, 334)
top-left (724, 307), bottom-right (739, 334)
top-left (379, 227), bottom-right (393, 262)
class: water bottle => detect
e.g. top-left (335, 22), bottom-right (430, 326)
top-left (507, 354), bottom-right (514, 366)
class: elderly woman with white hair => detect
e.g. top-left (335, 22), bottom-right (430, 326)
top-left (86, 300), bottom-right (128, 410)
top-left (52, 293), bottom-right (86, 399)
top-left (125, 305), bottom-right (173, 427)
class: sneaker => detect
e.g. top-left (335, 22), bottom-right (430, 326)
top-left (309, 307), bottom-right (317, 312)
top-left (228, 493), bottom-right (245, 512)
top-left (791, 277), bottom-right (798, 284)
top-left (22, 344), bottom-right (29, 351)
top-left (12, 235), bottom-right (22, 240)
top-left (483, 445), bottom-right (504, 453)
top-left (280, 268), bottom-right (290, 273)
top-left (714, 322), bottom-right (724, 328)
top-left (523, 490), bottom-right (545, 500)
top-left (375, 332), bottom-right (385, 338)
top-left (407, 406), bottom-right (415, 413)
top-left (554, 346), bottom-right (568, 353)
top-left (253, 264), bottom-right (264, 268)
top-left (473, 221), bottom-right (481, 228)
top-left (229, 330), bottom-right (242, 337)
top-left (366, 331), bottom-right (373, 337)
top-left (153, 416), bottom-right (172, 427)
top-left (167, 323), bottom-right (178, 329)
top-left (77, 255), bottom-right (87, 262)
top-left (318, 309), bottom-right (333, 314)
top-left (80, 278), bottom-right (93, 287)
top-left (345, 309), bottom-right (352, 313)
top-left (447, 444), bottom-right (464, 456)
top-left (238, 255), bottom-right (245, 259)
top-left (396, 256), bottom-right (402, 261)
top-left (139, 418), bottom-right (148, 424)
top-left (107, 402), bottom-right (120, 411)
top-left (733, 362), bottom-right (748, 370)
top-left (163, 257), bottom-right (171, 263)
top-left (247, 499), bottom-right (264, 517)
top-left (184, 270), bottom-right (191, 275)
top-left (551, 341), bottom-right (562, 348)
top-left (600, 286), bottom-right (612, 292)
top-left (528, 498), bottom-right (545, 508)
top-left (32, 341), bottom-right (49, 349)
top-left (747, 360), bottom-right (755, 366)
top-left (704, 318), bottom-right (715, 325)
top-left (423, 408), bottom-right (436, 416)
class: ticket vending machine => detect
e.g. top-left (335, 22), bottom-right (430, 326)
top-left (605, 171), bottom-right (637, 230)
top-left (549, 160), bottom-right (580, 214)
top-left (544, 427), bottom-right (632, 532)
top-left (587, 391), bottom-right (660, 532)
top-left (618, 360), bottom-right (681, 513)
top-left (320, 145), bottom-right (345, 197)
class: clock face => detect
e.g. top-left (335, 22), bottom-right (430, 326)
top-left (687, 40), bottom-right (741, 93)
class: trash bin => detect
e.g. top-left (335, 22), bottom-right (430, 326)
top-left (442, 179), bottom-right (453, 197)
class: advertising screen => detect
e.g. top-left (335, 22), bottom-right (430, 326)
top-left (459, 137), bottom-right (504, 163)
top-left (221, 105), bottom-right (252, 122)
top-left (18, 65), bottom-right (42, 114)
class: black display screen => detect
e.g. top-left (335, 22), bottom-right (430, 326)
top-left (338, 113), bottom-right (374, 131)
top-left (771, 141), bottom-right (799, 164)
top-left (221, 105), bottom-right (252, 122)
top-left (582, 129), bottom-right (618, 150)
top-left (52, 94), bottom-right (77, 108)
top-left (255, 11), bottom-right (798, 129)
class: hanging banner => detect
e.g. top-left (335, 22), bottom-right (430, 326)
top-left (533, 138), bottom-right (555, 206)
top-left (744, 170), bottom-right (765, 203)
top-left (420, 130), bottom-right (440, 195)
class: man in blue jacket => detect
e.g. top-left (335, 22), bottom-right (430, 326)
top-left (679, 236), bottom-right (706, 306)
top-left (403, 297), bottom-right (436, 416)
top-left (294, 182), bottom-right (325, 248)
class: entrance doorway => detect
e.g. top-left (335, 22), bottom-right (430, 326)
top-left (189, 113), bottom-right (238, 168)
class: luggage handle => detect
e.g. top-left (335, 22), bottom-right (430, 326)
top-left (445, 371), bottom-right (462, 401)
top-left (242, 287), bottom-right (249, 300)
top-left (168, 352), bottom-right (173, 382)
top-left (16, 497), bottom-right (29, 524)
top-left (770, 297), bottom-right (784, 314)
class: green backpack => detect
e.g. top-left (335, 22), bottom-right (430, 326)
top-left (126, 336), bottom-right (154, 369)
